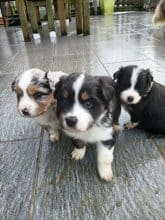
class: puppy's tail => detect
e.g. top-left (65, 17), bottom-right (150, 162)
top-left (153, 0), bottom-right (165, 26)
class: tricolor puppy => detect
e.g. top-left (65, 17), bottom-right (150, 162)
top-left (153, 0), bottom-right (165, 26)
top-left (54, 72), bottom-right (119, 181)
top-left (114, 65), bottom-right (165, 134)
top-left (12, 68), bottom-right (67, 142)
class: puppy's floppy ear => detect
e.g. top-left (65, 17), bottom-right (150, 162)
top-left (43, 71), bottom-right (54, 91)
top-left (99, 77), bottom-right (116, 114)
top-left (113, 67), bottom-right (123, 82)
top-left (99, 77), bottom-right (115, 102)
top-left (11, 76), bottom-right (18, 91)
top-left (145, 69), bottom-right (153, 85)
top-left (47, 71), bottom-right (67, 91)
top-left (54, 75), bottom-right (66, 98)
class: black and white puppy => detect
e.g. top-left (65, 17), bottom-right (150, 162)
top-left (12, 68), bottom-right (67, 142)
top-left (54, 72), bottom-right (119, 181)
top-left (114, 65), bottom-right (165, 134)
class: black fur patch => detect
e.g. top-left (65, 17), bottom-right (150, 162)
top-left (31, 76), bottom-right (51, 92)
top-left (101, 139), bottom-right (115, 149)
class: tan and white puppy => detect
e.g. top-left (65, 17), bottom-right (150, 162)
top-left (12, 68), bottom-right (67, 142)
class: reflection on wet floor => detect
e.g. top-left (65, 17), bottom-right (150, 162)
top-left (0, 12), bottom-right (165, 220)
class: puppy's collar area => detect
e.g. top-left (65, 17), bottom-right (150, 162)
top-left (96, 111), bottom-right (113, 128)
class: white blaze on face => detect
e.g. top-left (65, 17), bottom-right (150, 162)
top-left (120, 67), bottom-right (142, 104)
top-left (17, 69), bottom-right (45, 117)
top-left (64, 74), bottom-right (94, 131)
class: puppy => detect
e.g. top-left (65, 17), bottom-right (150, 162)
top-left (12, 68), bottom-right (67, 142)
top-left (153, 0), bottom-right (165, 26)
top-left (54, 72), bottom-right (119, 181)
top-left (114, 65), bottom-right (165, 134)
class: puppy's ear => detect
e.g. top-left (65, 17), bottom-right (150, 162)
top-left (39, 71), bottom-right (52, 90)
top-left (99, 77), bottom-right (115, 102)
top-left (47, 71), bottom-right (67, 91)
top-left (113, 67), bottom-right (123, 82)
top-left (46, 71), bottom-right (55, 91)
top-left (54, 76), bottom-right (66, 98)
top-left (11, 76), bottom-right (18, 91)
top-left (145, 69), bottom-right (153, 85)
top-left (99, 78), bottom-right (116, 114)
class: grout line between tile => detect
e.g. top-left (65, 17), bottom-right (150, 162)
top-left (28, 129), bottom-right (44, 220)
top-left (0, 137), bottom-right (41, 144)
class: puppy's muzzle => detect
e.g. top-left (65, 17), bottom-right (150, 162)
top-left (21, 108), bottom-right (30, 116)
top-left (65, 116), bottom-right (77, 128)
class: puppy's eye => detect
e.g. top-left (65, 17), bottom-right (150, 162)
top-left (84, 100), bottom-right (93, 109)
top-left (33, 92), bottom-right (47, 99)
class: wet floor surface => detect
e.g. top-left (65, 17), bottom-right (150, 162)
top-left (0, 12), bottom-right (165, 220)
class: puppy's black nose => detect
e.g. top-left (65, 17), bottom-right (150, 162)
top-left (127, 96), bottom-right (134, 102)
top-left (65, 116), bottom-right (77, 127)
top-left (21, 108), bottom-right (30, 116)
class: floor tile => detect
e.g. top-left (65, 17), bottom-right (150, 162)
top-left (0, 139), bottom-right (40, 220)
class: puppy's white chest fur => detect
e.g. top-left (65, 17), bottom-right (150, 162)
top-left (65, 125), bottom-right (113, 143)
top-left (64, 113), bottom-right (113, 143)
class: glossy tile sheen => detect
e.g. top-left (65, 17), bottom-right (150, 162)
top-left (52, 53), bottom-right (108, 75)
top-left (105, 59), bottom-right (165, 84)
top-left (0, 12), bottom-right (165, 220)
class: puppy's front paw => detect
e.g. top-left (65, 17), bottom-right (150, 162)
top-left (113, 124), bottom-right (121, 132)
top-left (98, 164), bottom-right (113, 182)
top-left (49, 131), bottom-right (59, 143)
top-left (71, 147), bottom-right (86, 160)
top-left (124, 122), bottom-right (139, 129)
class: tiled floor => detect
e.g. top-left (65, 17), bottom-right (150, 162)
top-left (0, 12), bottom-right (165, 220)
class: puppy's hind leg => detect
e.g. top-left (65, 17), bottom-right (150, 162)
top-left (124, 121), bottom-right (139, 129)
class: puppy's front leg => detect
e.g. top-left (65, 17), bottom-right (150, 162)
top-left (71, 139), bottom-right (86, 160)
top-left (113, 98), bottom-right (121, 132)
top-left (124, 121), bottom-right (139, 129)
top-left (97, 140), bottom-right (114, 182)
top-left (49, 129), bottom-right (60, 142)
top-left (43, 125), bottom-right (60, 142)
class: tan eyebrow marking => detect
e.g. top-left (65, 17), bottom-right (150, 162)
top-left (27, 85), bottom-right (39, 96)
top-left (27, 85), bottom-right (49, 96)
top-left (80, 91), bottom-right (90, 101)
